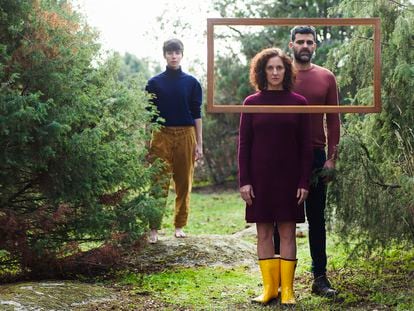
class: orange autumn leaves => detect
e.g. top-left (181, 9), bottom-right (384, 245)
top-left (9, 1), bottom-right (82, 76)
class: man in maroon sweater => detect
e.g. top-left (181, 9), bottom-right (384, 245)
top-left (274, 25), bottom-right (340, 297)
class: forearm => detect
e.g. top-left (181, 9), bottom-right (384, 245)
top-left (238, 113), bottom-right (252, 187)
top-left (194, 118), bottom-right (202, 146)
top-left (326, 114), bottom-right (340, 160)
top-left (326, 74), bottom-right (340, 160)
top-left (144, 123), bottom-right (152, 149)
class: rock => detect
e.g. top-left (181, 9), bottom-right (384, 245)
top-left (126, 234), bottom-right (257, 273)
top-left (0, 281), bottom-right (115, 310)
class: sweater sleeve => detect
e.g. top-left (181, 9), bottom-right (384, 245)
top-left (238, 107), bottom-right (253, 187)
top-left (190, 79), bottom-right (202, 120)
top-left (145, 78), bottom-right (159, 123)
top-left (298, 99), bottom-right (313, 190)
top-left (325, 73), bottom-right (341, 160)
top-left (145, 79), bottom-right (157, 102)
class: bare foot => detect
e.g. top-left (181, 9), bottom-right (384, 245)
top-left (148, 229), bottom-right (158, 244)
top-left (174, 228), bottom-right (186, 238)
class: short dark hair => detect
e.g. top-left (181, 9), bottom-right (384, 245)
top-left (290, 25), bottom-right (316, 41)
top-left (249, 47), bottom-right (296, 91)
top-left (163, 38), bottom-right (184, 55)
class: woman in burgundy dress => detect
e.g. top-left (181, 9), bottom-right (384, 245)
top-left (238, 47), bottom-right (312, 305)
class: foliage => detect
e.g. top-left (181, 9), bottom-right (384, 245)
top-left (117, 52), bottom-right (153, 82)
top-left (201, 53), bottom-right (249, 184)
top-left (325, 0), bottom-right (414, 250)
top-left (213, 0), bottom-right (345, 62)
top-left (0, 0), bottom-right (159, 278)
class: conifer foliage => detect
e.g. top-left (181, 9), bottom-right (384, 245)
top-left (0, 0), bottom-right (158, 278)
top-left (326, 0), bottom-right (414, 251)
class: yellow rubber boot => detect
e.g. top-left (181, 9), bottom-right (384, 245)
top-left (252, 258), bottom-right (280, 304)
top-left (274, 254), bottom-right (281, 293)
top-left (280, 258), bottom-right (297, 304)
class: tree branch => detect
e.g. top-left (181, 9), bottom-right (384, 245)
top-left (388, 0), bottom-right (414, 10)
top-left (228, 26), bottom-right (244, 38)
top-left (358, 142), bottom-right (401, 189)
top-left (6, 182), bottom-right (34, 205)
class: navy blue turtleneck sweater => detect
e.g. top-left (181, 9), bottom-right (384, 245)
top-left (145, 66), bottom-right (202, 126)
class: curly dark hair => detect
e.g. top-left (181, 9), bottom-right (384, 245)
top-left (249, 47), bottom-right (296, 91)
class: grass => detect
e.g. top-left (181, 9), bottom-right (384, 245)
top-left (116, 188), bottom-right (414, 310)
top-left (120, 266), bottom-right (258, 310)
top-left (160, 188), bottom-right (247, 235)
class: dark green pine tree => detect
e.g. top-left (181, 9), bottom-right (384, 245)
top-left (326, 0), bottom-right (414, 252)
top-left (0, 0), bottom-right (160, 278)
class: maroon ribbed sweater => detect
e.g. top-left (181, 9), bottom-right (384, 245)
top-left (294, 64), bottom-right (340, 159)
top-left (238, 90), bottom-right (313, 222)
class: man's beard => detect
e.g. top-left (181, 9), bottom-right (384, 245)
top-left (293, 48), bottom-right (313, 64)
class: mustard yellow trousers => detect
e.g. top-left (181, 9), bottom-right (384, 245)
top-left (148, 126), bottom-right (196, 229)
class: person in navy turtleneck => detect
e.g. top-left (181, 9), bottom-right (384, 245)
top-left (145, 38), bottom-right (203, 244)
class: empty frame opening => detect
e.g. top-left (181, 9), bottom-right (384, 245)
top-left (207, 18), bottom-right (381, 113)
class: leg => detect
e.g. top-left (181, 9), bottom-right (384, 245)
top-left (273, 222), bottom-right (281, 294)
top-left (172, 128), bottom-right (196, 233)
top-left (306, 176), bottom-right (327, 277)
top-left (256, 223), bottom-right (276, 259)
top-left (148, 162), bottom-right (171, 230)
top-left (280, 258), bottom-right (297, 304)
top-left (147, 130), bottom-right (173, 243)
top-left (277, 222), bottom-right (297, 304)
top-left (307, 149), bottom-right (337, 297)
top-left (252, 223), bottom-right (279, 304)
top-left (277, 222), bottom-right (296, 260)
top-left (277, 221), bottom-right (297, 304)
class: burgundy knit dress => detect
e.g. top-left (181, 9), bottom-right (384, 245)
top-left (238, 90), bottom-right (313, 223)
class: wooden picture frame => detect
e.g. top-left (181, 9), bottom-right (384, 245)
top-left (206, 18), bottom-right (381, 113)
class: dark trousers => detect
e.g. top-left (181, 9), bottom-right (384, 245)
top-left (274, 148), bottom-right (327, 278)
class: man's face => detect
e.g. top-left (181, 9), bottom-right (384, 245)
top-left (164, 50), bottom-right (183, 69)
top-left (289, 33), bottom-right (316, 64)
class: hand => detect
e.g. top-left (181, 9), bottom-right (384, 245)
top-left (145, 149), bottom-right (154, 163)
top-left (240, 184), bottom-right (255, 206)
top-left (324, 158), bottom-right (335, 170)
top-left (322, 159), bottom-right (336, 183)
top-left (144, 140), bottom-right (151, 161)
top-left (297, 188), bottom-right (309, 205)
top-left (194, 143), bottom-right (203, 161)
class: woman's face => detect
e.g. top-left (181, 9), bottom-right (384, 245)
top-left (265, 56), bottom-right (285, 90)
